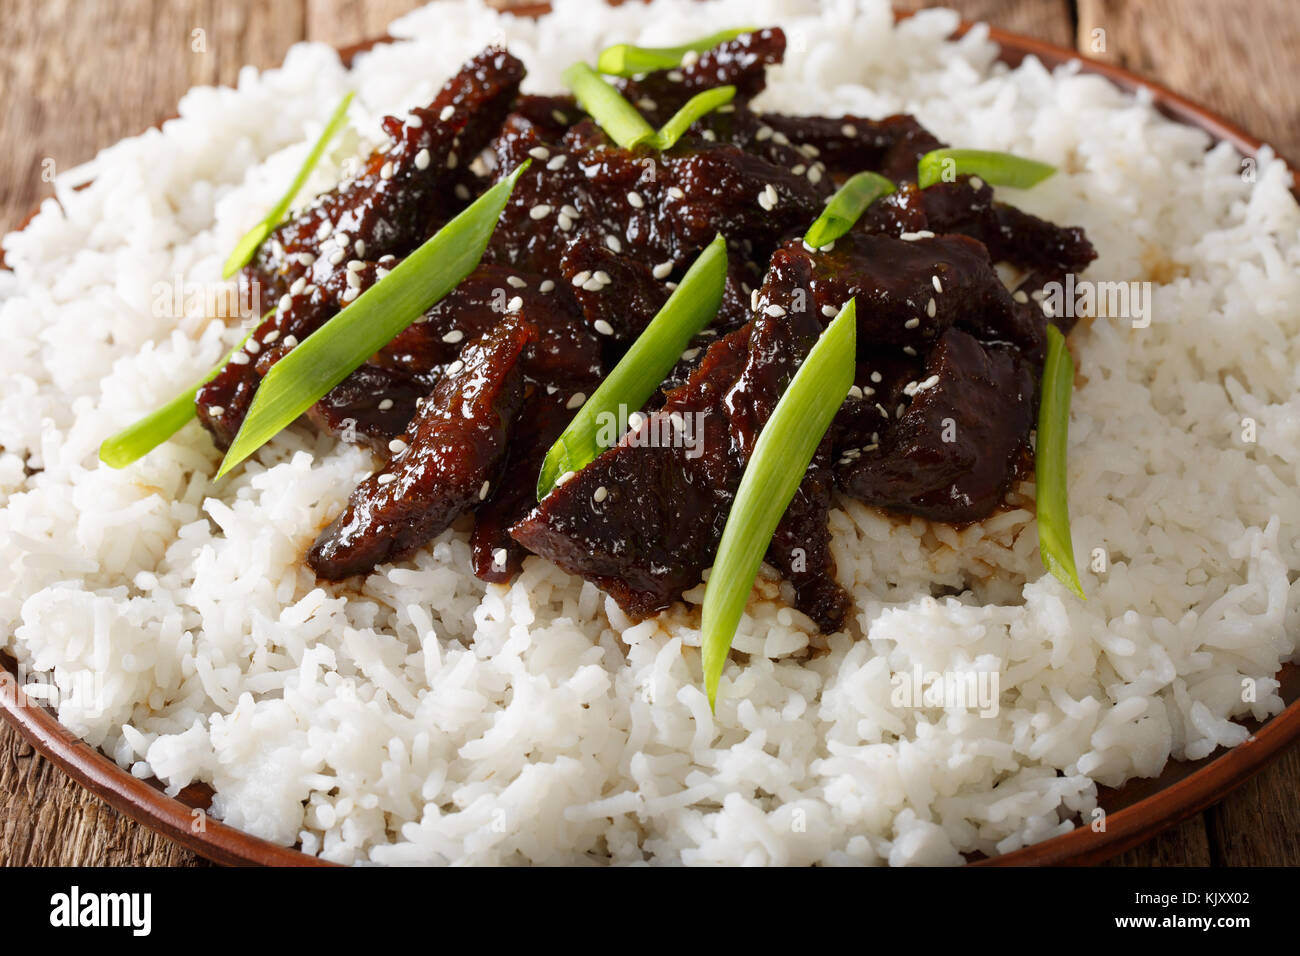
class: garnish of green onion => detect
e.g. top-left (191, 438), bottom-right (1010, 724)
top-left (649, 85), bottom-right (735, 151)
top-left (596, 27), bottom-right (756, 77)
top-left (214, 160), bottom-right (531, 479)
top-left (536, 234), bottom-right (728, 498)
top-left (1036, 324), bottom-right (1085, 600)
top-left (221, 91), bottom-right (355, 279)
top-left (916, 148), bottom-right (1056, 191)
top-left (700, 299), bottom-right (858, 709)
top-left (98, 317), bottom-right (269, 469)
top-left (803, 171), bottom-right (896, 248)
top-left (562, 62), bottom-right (655, 149)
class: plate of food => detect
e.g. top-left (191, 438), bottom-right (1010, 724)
top-left (2, 0), bottom-right (1296, 867)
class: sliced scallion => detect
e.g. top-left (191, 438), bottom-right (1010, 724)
top-left (650, 85), bottom-right (736, 151)
top-left (803, 171), bottom-right (896, 248)
top-left (596, 27), bottom-right (756, 77)
top-left (562, 63), bottom-right (655, 149)
top-left (222, 91), bottom-right (355, 278)
top-left (536, 233), bottom-right (728, 498)
top-left (1035, 324), bottom-right (1085, 599)
top-left (215, 160), bottom-right (531, 479)
top-left (700, 299), bottom-right (858, 708)
top-left (917, 148), bottom-right (1056, 190)
top-left (98, 318), bottom-right (268, 469)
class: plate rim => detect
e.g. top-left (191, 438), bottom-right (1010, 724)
top-left (1, 11), bottom-right (1296, 868)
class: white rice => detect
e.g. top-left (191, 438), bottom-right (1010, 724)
top-left (3, 0), bottom-right (1297, 865)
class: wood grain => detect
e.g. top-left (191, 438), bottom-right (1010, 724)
top-left (1, 0), bottom-right (1297, 868)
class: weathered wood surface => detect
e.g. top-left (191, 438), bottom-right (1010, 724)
top-left (1, 0), bottom-right (1296, 867)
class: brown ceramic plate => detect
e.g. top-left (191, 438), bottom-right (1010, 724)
top-left (2, 8), bottom-right (1297, 867)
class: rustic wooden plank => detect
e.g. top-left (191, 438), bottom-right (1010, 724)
top-left (1103, 815), bottom-right (1214, 867)
top-left (1077, 0), bottom-right (1300, 164)
top-left (1204, 746), bottom-right (1300, 866)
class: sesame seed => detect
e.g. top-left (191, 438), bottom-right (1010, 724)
top-left (245, 339), bottom-right (260, 355)
top-left (1013, 290), bottom-right (1030, 303)
top-left (594, 319), bottom-right (615, 335)
top-left (378, 398), bottom-right (394, 411)
top-left (528, 146), bottom-right (550, 160)
top-left (903, 345), bottom-right (917, 356)
top-left (454, 184), bottom-right (470, 201)
top-left (970, 176), bottom-right (985, 190)
top-left (822, 304), bottom-right (839, 318)
top-left (209, 405), bottom-right (225, 417)
top-left (557, 213), bottom-right (574, 231)
top-left (571, 270), bottom-right (591, 286)
top-left (926, 297), bottom-right (937, 318)
top-left (756, 126), bottom-right (773, 142)
top-left (765, 304), bottom-right (787, 317)
top-left (552, 109), bottom-right (567, 124)
top-left (593, 270), bottom-right (611, 284)
top-left (667, 70), bottom-right (684, 82)
top-left (841, 123), bottom-right (858, 137)
top-left (507, 275), bottom-right (527, 288)
top-left (628, 411), bottom-right (645, 430)
top-left (347, 259), bottom-right (365, 272)
top-left (808, 165), bottom-right (823, 184)
top-left (566, 392), bottom-right (585, 410)
top-left (347, 271), bottom-right (362, 289)
top-left (605, 235), bottom-right (622, 253)
top-left (334, 231), bottom-right (350, 247)
top-left (479, 480), bottom-right (491, 500)
top-left (328, 249), bottom-right (345, 266)
top-left (415, 149), bottom-right (431, 170)
top-left (377, 473), bottom-right (396, 486)
top-left (539, 279), bottom-right (555, 293)
top-left (668, 186), bottom-right (685, 199)
top-left (582, 278), bottom-right (603, 292)
top-left (283, 335), bottom-right (298, 348)
top-left (627, 191), bottom-right (644, 208)
top-left (758, 183), bottom-right (779, 211)
top-left (231, 351), bottom-right (250, 365)
top-left (593, 485), bottom-right (608, 503)
top-left (262, 330), bottom-right (280, 345)
top-left (561, 204), bottom-right (580, 218)
top-left (904, 317), bottom-right (920, 329)
top-left (896, 403), bottom-right (907, 419)
top-left (388, 438), bottom-right (408, 454)
top-left (446, 359), bottom-right (464, 375)
top-left (296, 252), bottom-right (315, 266)
top-left (870, 371), bottom-right (882, 383)
top-left (342, 287), bottom-right (359, 302)
top-left (848, 385), bottom-right (863, 399)
top-left (556, 470), bottom-right (576, 485)
top-left (652, 261), bottom-right (673, 279)
top-left (290, 276), bottom-right (307, 295)
top-left (547, 154), bottom-right (567, 170)
top-left (636, 97), bottom-right (657, 111)
top-left (529, 203), bottom-right (552, 220)
top-left (792, 164), bottom-right (806, 176)
top-left (899, 230), bottom-right (936, 241)
top-left (442, 330), bottom-right (464, 344)
top-left (876, 403), bottom-right (890, 418)
top-left (681, 347), bottom-right (701, 361)
top-left (380, 162), bottom-right (394, 180)
top-left (446, 151), bottom-right (458, 169)
top-left (407, 115), bottom-right (423, 128)
top-left (278, 293), bottom-right (292, 311)
top-left (493, 548), bottom-right (507, 566)
top-left (751, 288), bottom-right (761, 311)
top-left (772, 131), bottom-right (790, 146)
top-left (439, 105), bottom-right (454, 122)
top-left (507, 295), bottom-right (523, 312)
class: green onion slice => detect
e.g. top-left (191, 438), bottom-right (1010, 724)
top-left (221, 91), bottom-right (355, 278)
top-left (1035, 324), bottom-right (1085, 599)
top-left (803, 171), bottom-right (896, 248)
top-left (596, 27), bottom-right (756, 77)
top-left (536, 234), bottom-right (728, 498)
top-left (700, 299), bottom-right (858, 708)
top-left (562, 62), bottom-right (655, 149)
top-left (650, 86), bottom-right (736, 151)
top-left (916, 148), bottom-right (1056, 190)
top-left (215, 160), bottom-right (531, 479)
top-left (98, 316), bottom-right (270, 469)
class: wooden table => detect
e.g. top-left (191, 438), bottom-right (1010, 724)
top-left (2, 0), bottom-right (1297, 867)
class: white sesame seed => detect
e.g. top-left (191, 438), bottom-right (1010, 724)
top-left (897, 403), bottom-right (907, 419)
top-left (870, 371), bottom-right (882, 383)
top-left (388, 438), bottom-right (408, 454)
top-left (479, 480), bottom-right (491, 500)
top-left (681, 347), bottom-right (701, 361)
top-left (582, 278), bottom-right (603, 292)
top-left (378, 398), bottom-right (394, 411)
top-left (636, 97), bottom-right (657, 111)
top-left (668, 186), bottom-right (685, 199)
top-left (209, 405), bottom-right (225, 417)
top-left (751, 288), bottom-right (761, 311)
top-left (756, 126), bottom-right (773, 142)
top-left (442, 329), bottom-right (464, 344)
top-left (347, 271), bottom-right (362, 289)
top-left (667, 70), bottom-right (684, 82)
top-left (652, 261), bottom-right (673, 279)
top-left (552, 109), bottom-right (567, 124)
top-left (822, 304), bottom-right (838, 318)
top-left (628, 411), bottom-right (645, 430)
top-left (758, 183), bottom-right (778, 211)
top-left (807, 165), bottom-right (823, 185)
top-left (347, 259), bottom-right (365, 272)
top-left (414, 149), bottom-right (431, 170)
top-left (605, 235), bottom-right (622, 253)
top-left (328, 249), bottom-right (345, 265)
top-left (231, 351), bottom-right (250, 365)
top-left (245, 339), bottom-right (260, 355)
top-left (701, 129), bottom-right (717, 142)
top-left (1013, 290), bottom-right (1030, 304)
top-left (377, 473), bottom-right (396, 486)
top-left (439, 105), bottom-right (455, 122)
top-left (529, 203), bottom-right (552, 220)
top-left (969, 175), bottom-right (985, 190)
top-left (355, 239), bottom-right (367, 257)
top-left (841, 123), bottom-right (858, 137)
top-left (566, 392), bottom-right (585, 410)
top-left (446, 151), bottom-right (458, 169)
top-left (903, 345), bottom-right (917, 356)
top-left (446, 359), bottom-right (464, 375)
top-left (571, 271), bottom-right (591, 286)
top-left (289, 276), bottom-right (307, 295)
top-left (296, 252), bottom-right (315, 266)
top-left (561, 204), bottom-right (580, 218)
top-left (792, 164), bottom-right (806, 176)
top-left (278, 293), bottom-right (292, 311)
top-left (507, 295), bottom-right (523, 312)
top-left (262, 329), bottom-right (280, 345)
top-left (539, 279), bottom-right (555, 293)
top-left (342, 286), bottom-right (359, 302)
top-left (380, 161), bottom-right (394, 180)
top-left (926, 297), bottom-right (937, 318)
top-left (283, 335), bottom-right (298, 348)
top-left (557, 213), bottom-right (574, 231)
top-left (493, 548), bottom-right (508, 566)
top-left (593, 319), bottom-right (615, 336)
top-left (765, 303), bottom-right (787, 317)
top-left (454, 184), bottom-right (470, 201)
top-left (593, 485), bottom-right (608, 503)
top-left (528, 146), bottom-right (550, 160)
top-left (593, 270), bottom-right (611, 285)
top-left (627, 190), bottom-right (644, 208)
top-left (547, 154), bottom-right (567, 170)
top-left (407, 115), bottom-right (423, 128)
top-left (556, 470), bottom-right (576, 485)
top-left (772, 131), bottom-right (790, 146)
top-left (904, 317), bottom-right (920, 329)
top-left (848, 385), bottom-right (863, 399)
top-left (507, 275), bottom-right (527, 288)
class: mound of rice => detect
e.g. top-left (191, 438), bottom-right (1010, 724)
top-left (2, 0), bottom-right (1297, 865)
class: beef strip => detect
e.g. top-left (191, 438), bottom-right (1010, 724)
top-left (309, 317), bottom-right (531, 579)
